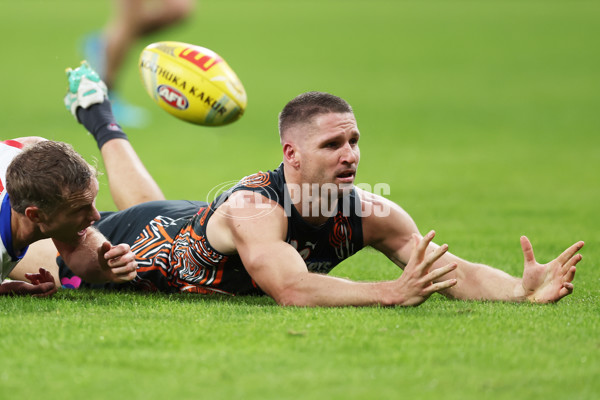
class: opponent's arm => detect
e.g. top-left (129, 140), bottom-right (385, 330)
top-left (52, 227), bottom-right (137, 283)
top-left (221, 191), bottom-right (457, 307)
top-left (0, 268), bottom-right (57, 297)
top-left (359, 188), bottom-right (583, 303)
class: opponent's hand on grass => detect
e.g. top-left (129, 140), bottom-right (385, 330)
top-left (98, 241), bottom-right (138, 283)
top-left (520, 236), bottom-right (584, 303)
top-left (0, 268), bottom-right (57, 297)
top-left (395, 230), bottom-right (458, 306)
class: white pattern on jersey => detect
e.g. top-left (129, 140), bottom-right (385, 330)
top-left (0, 141), bottom-right (24, 279)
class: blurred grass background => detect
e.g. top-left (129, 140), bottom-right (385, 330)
top-left (0, 1), bottom-right (598, 399)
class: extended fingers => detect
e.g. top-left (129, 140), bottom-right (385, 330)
top-left (556, 241), bottom-right (585, 266)
top-left (563, 266), bottom-right (576, 283)
top-left (520, 236), bottom-right (536, 265)
top-left (422, 278), bottom-right (458, 295)
top-left (560, 252), bottom-right (582, 275)
top-left (410, 230), bottom-right (436, 265)
top-left (407, 231), bottom-right (450, 276)
top-left (425, 262), bottom-right (457, 282)
top-left (25, 269), bottom-right (55, 285)
top-left (24, 273), bottom-right (40, 284)
top-left (421, 244), bottom-right (449, 271)
top-left (420, 230), bottom-right (436, 249)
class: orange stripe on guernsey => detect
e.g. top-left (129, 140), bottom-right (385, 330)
top-left (199, 206), bottom-right (211, 226)
top-left (133, 223), bottom-right (174, 257)
top-left (212, 258), bottom-right (226, 286)
top-left (239, 171), bottom-right (271, 188)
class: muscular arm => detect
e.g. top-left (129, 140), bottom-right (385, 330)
top-left (10, 228), bottom-right (137, 285)
top-left (218, 191), bottom-right (456, 307)
top-left (52, 227), bottom-right (137, 283)
top-left (359, 188), bottom-right (583, 303)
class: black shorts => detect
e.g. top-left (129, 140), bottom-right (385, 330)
top-left (58, 200), bottom-right (207, 290)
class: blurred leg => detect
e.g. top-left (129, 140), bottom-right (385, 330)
top-left (103, 0), bottom-right (196, 90)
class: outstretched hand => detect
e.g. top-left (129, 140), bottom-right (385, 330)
top-left (394, 230), bottom-right (458, 306)
top-left (98, 241), bottom-right (138, 283)
top-left (520, 236), bottom-right (584, 303)
top-left (0, 267), bottom-right (57, 297)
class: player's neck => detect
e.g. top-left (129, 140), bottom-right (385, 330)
top-left (10, 210), bottom-right (38, 253)
top-left (283, 166), bottom-right (339, 226)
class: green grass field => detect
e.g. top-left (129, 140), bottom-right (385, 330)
top-left (1, 1), bottom-right (599, 399)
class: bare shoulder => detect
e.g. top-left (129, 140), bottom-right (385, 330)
top-left (355, 186), bottom-right (419, 253)
top-left (220, 190), bottom-right (287, 225)
top-left (209, 190), bottom-right (288, 250)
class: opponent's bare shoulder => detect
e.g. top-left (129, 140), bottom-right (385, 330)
top-left (355, 186), bottom-right (419, 258)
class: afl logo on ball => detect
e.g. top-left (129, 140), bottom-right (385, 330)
top-left (157, 85), bottom-right (189, 110)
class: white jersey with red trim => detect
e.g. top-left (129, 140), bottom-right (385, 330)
top-left (0, 140), bottom-right (25, 279)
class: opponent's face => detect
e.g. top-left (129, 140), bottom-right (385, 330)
top-left (37, 179), bottom-right (101, 243)
top-left (298, 112), bottom-right (360, 194)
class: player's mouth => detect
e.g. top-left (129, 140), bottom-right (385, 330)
top-left (77, 221), bottom-right (94, 237)
top-left (336, 170), bottom-right (356, 183)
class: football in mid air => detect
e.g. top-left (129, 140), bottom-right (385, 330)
top-left (139, 41), bottom-right (247, 126)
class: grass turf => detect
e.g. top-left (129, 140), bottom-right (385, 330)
top-left (1, 1), bottom-right (599, 399)
top-left (1, 291), bottom-right (598, 399)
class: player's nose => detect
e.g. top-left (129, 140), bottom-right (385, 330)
top-left (340, 142), bottom-right (359, 165)
top-left (89, 206), bottom-right (101, 224)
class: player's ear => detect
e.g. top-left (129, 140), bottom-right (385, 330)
top-left (283, 142), bottom-right (300, 168)
top-left (24, 206), bottom-right (44, 223)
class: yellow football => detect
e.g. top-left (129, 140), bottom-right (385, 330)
top-left (139, 41), bottom-right (247, 126)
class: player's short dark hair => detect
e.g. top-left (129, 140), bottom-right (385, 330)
top-left (278, 92), bottom-right (353, 141)
top-left (6, 141), bottom-right (97, 214)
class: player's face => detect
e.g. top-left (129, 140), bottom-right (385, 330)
top-left (38, 178), bottom-right (101, 243)
top-left (299, 112), bottom-right (360, 193)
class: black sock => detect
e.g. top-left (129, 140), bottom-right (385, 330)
top-left (76, 101), bottom-right (129, 149)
